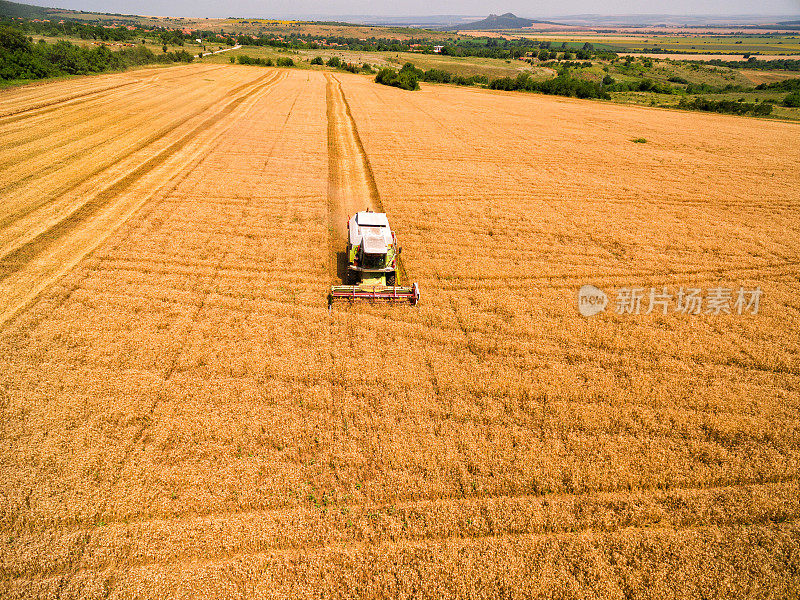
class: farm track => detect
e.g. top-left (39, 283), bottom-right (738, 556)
top-left (1, 68), bottom-right (799, 598)
top-left (324, 74), bottom-right (410, 285)
top-left (324, 74), bottom-right (376, 284)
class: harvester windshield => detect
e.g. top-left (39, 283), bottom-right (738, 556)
top-left (362, 252), bottom-right (385, 268)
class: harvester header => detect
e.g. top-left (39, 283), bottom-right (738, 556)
top-left (328, 210), bottom-right (420, 307)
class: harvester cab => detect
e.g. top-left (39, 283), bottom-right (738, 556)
top-left (329, 210), bottom-right (419, 306)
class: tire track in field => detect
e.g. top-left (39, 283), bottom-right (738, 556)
top-left (324, 74), bottom-right (410, 285)
top-left (5, 478), bottom-right (798, 579)
top-left (0, 70), bottom-right (286, 328)
top-left (0, 70), bottom-right (279, 241)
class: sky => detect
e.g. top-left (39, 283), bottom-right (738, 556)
top-left (24, 0), bottom-right (800, 18)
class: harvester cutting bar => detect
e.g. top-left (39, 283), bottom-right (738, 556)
top-left (329, 283), bottom-right (419, 307)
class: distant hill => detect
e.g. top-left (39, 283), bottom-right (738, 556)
top-left (445, 12), bottom-right (559, 31)
top-left (0, 0), bottom-right (148, 24)
top-left (0, 0), bottom-right (54, 19)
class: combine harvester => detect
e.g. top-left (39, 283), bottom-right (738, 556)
top-left (329, 210), bottom-right (420, 307)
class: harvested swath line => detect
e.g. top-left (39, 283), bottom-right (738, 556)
top-left (0, 68), bottom-right (227, 135)
top-left (0, 67), bottom-right (226, 142)
top-left (0, 70), bottom-right (280, 234)
top-left (0, 78), bottom-right (246, 199)
top-left (0, 81), bottom-right (141, 124)
top-left (0, 79), bottom-right (232, 178)
top-left (0, 65), bottom-right (226, 122)
top-left (0, 71), bottom-right (286, 326)
top-left (0, 69), bottom-right (285, 268)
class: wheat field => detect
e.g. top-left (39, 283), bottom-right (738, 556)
top-left (0, 65), bottom-right (798, 599)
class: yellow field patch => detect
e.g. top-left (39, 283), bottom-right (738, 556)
top-left (1, 66), bottom-right (798, 598)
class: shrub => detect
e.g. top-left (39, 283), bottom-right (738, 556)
top-left (276, 57), bottom-right (294, 67)
top-left (782, 91), bottom-right (800, 107)
top-left (755, 78), bottom-right (800, 92)
top-left (452, 74), bottom-right (487, 86)
top-left (489, 72), bottom-right (610, 100)
top-left (326, 56), bottom-right (341, 68)
top-left (310, 56), bottom-right (323, 65)
top-left (0, 26), bottom-right (31, 52)
top-left (423, 68), bottom-right (451, 83)
top-left (375, 64), bottom-right (419, 91)
top-left (237, 55), bottom-right (275, 67)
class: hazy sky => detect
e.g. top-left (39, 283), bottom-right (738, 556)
top-left (27, 0), bottom-right (800, 18)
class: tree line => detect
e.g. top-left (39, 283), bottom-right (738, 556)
top-left (694, 57), bottom-right (800, 71)
top-left (677, 97), bottom-right (773, 116)
top-left (2, 17), bottom-right (142, 42)
top-left (0, 26), bottom-right (192, 81)
top-left (235, 54), bottom-right (294, 67)
top-left (489, 71), bottom-right (610, 99)
top-left (372, 60), bottom-right (791, 116)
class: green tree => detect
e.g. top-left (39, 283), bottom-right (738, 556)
top-left (783, 91), bottom-right (800, 107)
